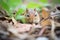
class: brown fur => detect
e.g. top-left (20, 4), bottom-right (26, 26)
top-left (24, 8), bottom-right (40, 24)
top-left (40, 8), bottom-right (51, 27)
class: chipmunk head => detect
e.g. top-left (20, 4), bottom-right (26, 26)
top-left (25, 8), bottom-right (40, 24)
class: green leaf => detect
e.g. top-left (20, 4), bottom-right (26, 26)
top-left (14, 8), bottom-right (25, 18)
top-left (27, 2), bottom-right (42, 8)
top-left (39, 0), bottom-right (48, 3)
top-left (7, 0), bottom-right (22, 16)
top-left (15, 15), bottom-right (26, 23)
top-left (0, 0), bottom-right (9, 12)
top-left (16, 8), bottom-right (24, 15)
top-left (7, 0), bottom-right (22, 12)
top-left (52, 0), bottom-right (60, 4)
top-left (0, 0), bottom-right (11, 16)
top-left (0, 0), bottom-right (22, 17)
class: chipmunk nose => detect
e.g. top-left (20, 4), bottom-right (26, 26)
top-left (30, 14), bottom-right (35, 21)
top-left (35, 23), bottom-right (38, 25)
top-left (29, 22), bottom-right (32, 24)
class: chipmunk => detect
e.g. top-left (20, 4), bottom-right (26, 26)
top-left (39, 8), bottom-right (51, 36)
top-left (24, 8), bottom-right (40, 25)
top-left (40, 8), bottom-right (51, 27)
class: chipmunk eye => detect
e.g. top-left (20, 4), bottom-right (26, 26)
top-left (35, 14), bottom-right (37, 16)
top-left (26, 14), bottom-right (29, 17)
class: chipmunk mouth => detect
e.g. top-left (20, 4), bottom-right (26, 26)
top-left (35, 23), bottom-right (38, 25)
top-left (29, 22), bottom-right (33, 24)
top-left (28, 22), bottom-right (38, 25)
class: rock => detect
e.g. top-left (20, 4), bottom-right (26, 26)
top-left (36, 37), bottom-right (49, 40)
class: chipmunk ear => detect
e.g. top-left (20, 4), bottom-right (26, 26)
top-left (26, 8), bottom-right (28, 13)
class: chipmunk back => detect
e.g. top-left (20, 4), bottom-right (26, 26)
top-left (40, 8), bottom-right (51, 27)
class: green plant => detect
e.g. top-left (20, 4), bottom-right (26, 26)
top-left (0, 0), bottom-right (27, 23)
top-left (0, 0), bottom-right (22, 17)
top-left (52, 0), bottom-right (60, 6)
top-left (0, 0), bottom-right (50, 23)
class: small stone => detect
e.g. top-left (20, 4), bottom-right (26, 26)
top-left (36, 37), bottom-right (49, 40)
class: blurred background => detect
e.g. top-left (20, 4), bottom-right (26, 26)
top-left (0, 0), bottom-right (60, 23)
top-left (0, 0), bottom-right (60, 40)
